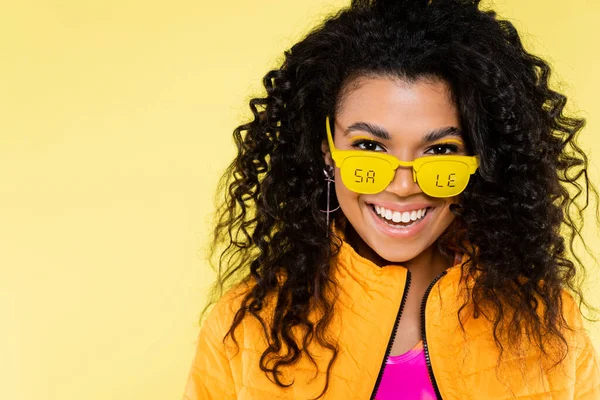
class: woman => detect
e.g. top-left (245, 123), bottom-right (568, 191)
top-left (184, 0), bottom-right (600, 398)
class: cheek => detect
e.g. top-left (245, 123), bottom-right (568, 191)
top-left (437, 198), bottom-right (459, 225)
top-left (333, 174), bottom-right (362, 217)
top-left (334, 178), bottom-right (358, 203)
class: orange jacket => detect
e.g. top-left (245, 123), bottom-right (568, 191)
top-left (183, 228), bottom-right (600, 399)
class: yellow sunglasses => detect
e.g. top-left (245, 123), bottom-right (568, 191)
top-left (326, 116), bottom-right (480, 197)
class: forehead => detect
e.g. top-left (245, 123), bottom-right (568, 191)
top-left (335, 76), bottom-right (460, 138)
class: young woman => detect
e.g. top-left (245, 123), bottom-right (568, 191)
top-left (184, 0), bottom-right (600, 399)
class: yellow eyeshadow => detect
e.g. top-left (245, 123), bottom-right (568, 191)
top-left (434, 139), bottom-right (464, 146)
top-left (349, 135), bottom-right (375, 143)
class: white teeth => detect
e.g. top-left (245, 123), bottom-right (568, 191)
top-left (401, 212), bottom-right (410, 223)
top-left (374, 205), bottom-right (429, 223)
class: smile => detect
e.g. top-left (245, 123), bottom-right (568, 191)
top-left (374, 205), bottom-right (430, 224)
top-left (367, 203), bottom-right (435, 238)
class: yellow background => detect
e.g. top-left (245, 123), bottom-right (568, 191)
top-left (1, 1), bottom-right (598, 399)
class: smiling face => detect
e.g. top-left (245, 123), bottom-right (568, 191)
top-left (322, 75), bottom-right (467, 265)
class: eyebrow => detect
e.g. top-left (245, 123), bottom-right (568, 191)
top-left (343, 122), bottom-right (463, 144)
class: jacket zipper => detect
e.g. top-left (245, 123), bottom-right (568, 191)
top-left (368, 269), bottom-right (448, 400)
top-left (369, 270), bottom-right (412, 400)
top-left (420, 270), bottom-right (448, 400)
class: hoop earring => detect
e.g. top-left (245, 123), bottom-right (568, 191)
top-left (319, 165), bottom-right (340, 237)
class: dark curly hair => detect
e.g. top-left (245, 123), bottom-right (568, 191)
top-left (203, 0), bottom-right (599, 397)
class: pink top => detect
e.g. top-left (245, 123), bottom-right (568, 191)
top-left (374, 340), bottom-right (437, 400)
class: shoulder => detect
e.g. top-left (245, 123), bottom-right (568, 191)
top-left (558, 288), bottom-right (596, 351)
top-left (558, 288), bottom-right (589, 334)
top-left (199, 275), bottom-right (284, 348)
top-left (559, 289), bottom-right (600, 395)
top-left (201, 279), bottom-right (255, 340)
top-left (184, 280), bottom-right (257, 400)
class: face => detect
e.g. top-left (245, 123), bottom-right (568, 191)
top-left (322, 76), bottom-right (467, 264)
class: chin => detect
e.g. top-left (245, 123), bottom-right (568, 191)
top-left (375, 248), bottom-right (425, 264)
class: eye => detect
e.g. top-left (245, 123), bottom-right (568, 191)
top-left (424, 143), bottom-right (460, 155)
top-left (351, 139), bottom-right (386, 152)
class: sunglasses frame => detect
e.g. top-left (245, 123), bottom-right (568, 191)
top-left (325, 115), bottom-right (480, 196)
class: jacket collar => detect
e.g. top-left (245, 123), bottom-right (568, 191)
top-left (329, 217), bottom-right (471, 285)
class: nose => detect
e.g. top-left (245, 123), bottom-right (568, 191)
top-left (385, 165), bottom-right (422, 197)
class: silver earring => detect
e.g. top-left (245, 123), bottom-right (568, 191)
top-left (319, 166), bottom-right (340, 236)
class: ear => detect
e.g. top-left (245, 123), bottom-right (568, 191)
top-left (321, 139), bottom-right (333, 168)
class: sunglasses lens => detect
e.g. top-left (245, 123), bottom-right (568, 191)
top-left (340, 156), bottom-right (393, 194)
top-left (417, 160), bottom-right (470, 197)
